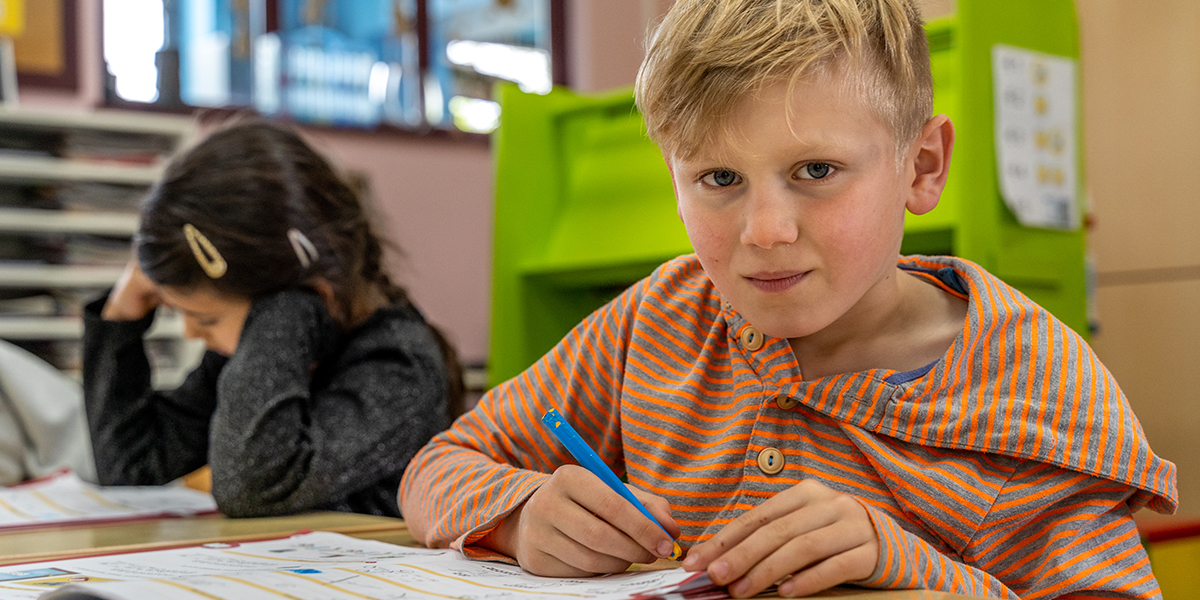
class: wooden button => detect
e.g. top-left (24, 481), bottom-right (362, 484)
top-left (775, 395), bottom-right (797, 410)
top-left (757, 448), bottom-right (785, 475)
top-left (739, 326), bottom-right (764, 351)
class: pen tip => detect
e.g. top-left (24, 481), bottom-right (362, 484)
top-left (670, 541), bottom-right (682, 560)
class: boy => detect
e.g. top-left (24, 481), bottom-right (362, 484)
top-left (401, 0), bottom-right (1177, 597)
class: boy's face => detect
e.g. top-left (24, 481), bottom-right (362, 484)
top-left (667, 74), bottom-right (936, 341)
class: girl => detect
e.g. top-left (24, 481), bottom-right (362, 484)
top-left (83, 121), bottom-right (463, 518)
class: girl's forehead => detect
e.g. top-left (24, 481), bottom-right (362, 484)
top-left (158, 285), bottom-right (246, 310)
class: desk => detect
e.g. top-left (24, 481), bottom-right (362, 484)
top-left (0, 511), bottom-right (411, 565)
top-left (0, 514), bottom-right (985, 599)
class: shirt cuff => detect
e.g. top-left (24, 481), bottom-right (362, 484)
top-left (451, 472), bottom-right (551, 564)
top-left (83, 292), bottom-right (156, 344)
top-left (850, 498), bottom-right (1017, 599)
top-left (852, 499), bottom-right (920, 590)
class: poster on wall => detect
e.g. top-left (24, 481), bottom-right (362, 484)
top-left (992, 43), bottom-right (1079, 231)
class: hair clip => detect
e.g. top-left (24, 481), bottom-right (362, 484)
top-left (183, 223), bottom-right (227, 279)
top-left (287, 228), bottom-right (319, 269)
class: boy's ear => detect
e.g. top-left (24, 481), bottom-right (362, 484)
top-left (906, 114), bottom-right (955, 216)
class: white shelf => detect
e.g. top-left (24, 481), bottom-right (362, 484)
top-left (0, 108), bottom-right (195, 137)
top-left (0, 313), bottom-right (186, 340)
top-left (0, 155), bottom-right (163, 185)
top-left (463, 366), bottom-right (489, 391)
top-left (0, 208), bottom-right (139, 235)
top-left (0, 316), bottom-right (82, 339)
top-left (0, 264), bottom-right (124, 288)
top-left (0, 109), bottom-right (195, 383)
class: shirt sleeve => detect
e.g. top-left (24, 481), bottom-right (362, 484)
top-left (82, 293), bottom-right (226, 486)
top-left (856, 461), bottom-right (1160, 599)
top-left (207, 289), bottom-right (450, 518)
top-left (400, 278), bottom-right (643, 554)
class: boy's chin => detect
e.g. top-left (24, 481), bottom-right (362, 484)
top-left (736, 311), bottom-right (829, 342)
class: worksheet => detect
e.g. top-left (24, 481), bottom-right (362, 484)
top-left (0, 471), bottom-right (217, 531)
top-left (0, 531), bottom-right (722, 600)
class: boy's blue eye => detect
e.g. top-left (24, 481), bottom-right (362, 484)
top-left (798, 163), bottom-right (833, 179)
top-left (703, 170), bottom-right (740, 187)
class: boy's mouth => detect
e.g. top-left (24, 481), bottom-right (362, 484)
top-left (744, 270), bottom-right (808, 293)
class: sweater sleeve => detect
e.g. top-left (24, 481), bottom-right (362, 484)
top-left (82, 293), bottom-right (225, 486)
top-left (856, 461), bottom-right (1160, 599)
top-left (400, 279), bottom-right (642, 554)
top-left (207, 289), bottom-right (449, 518)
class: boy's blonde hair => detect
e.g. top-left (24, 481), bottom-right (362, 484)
top-left (636, 0), bottom-right (933, 160)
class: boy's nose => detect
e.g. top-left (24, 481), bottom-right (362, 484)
top-left (740, 188), bottom-right (799, 249)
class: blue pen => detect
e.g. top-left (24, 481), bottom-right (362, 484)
top-left (540, 408), bottom-right (683, 560)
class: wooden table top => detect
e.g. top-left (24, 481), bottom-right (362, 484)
top-left (0, 511), bottom-right (411, 565)
top-left (0, 513), bottom-right (985, 599)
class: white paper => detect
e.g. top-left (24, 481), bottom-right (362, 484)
top-left (0, 531), bottom-right (717, 600)
top-left (0, 471), bottom-right (217, 530)
top-left (992, 44), bottom-right (1079, 230)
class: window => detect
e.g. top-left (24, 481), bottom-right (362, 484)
top-left (102, 0), bottom-right (166, 103)
top-left (102, 0), bottom-right (563, 134)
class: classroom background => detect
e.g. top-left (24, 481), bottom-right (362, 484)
top-left (3, 0), bottom-right (1196, 531)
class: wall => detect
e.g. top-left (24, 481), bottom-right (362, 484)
top-left (1076, 0), bottom-right (1200, 519)
top-left (566, 0), bottom-right (671, 92)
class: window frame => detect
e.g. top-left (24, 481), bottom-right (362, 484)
top-left (98, 0), bottom-right (567, 140)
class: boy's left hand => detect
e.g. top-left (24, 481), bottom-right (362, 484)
top-left (681, 479), bottom-right (879, 598)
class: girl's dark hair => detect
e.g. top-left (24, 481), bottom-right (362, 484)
top-left (137, 120), bottom-right (464, 419)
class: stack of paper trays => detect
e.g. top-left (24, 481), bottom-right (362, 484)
top-left (0, 471), bottom-right (217, 531)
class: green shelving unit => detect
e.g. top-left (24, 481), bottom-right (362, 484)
top-left (911, 0), bottom-right (1087, 336)
top-left (488, 0), bottom-right (1087, 388)
top-left (488, 86), bottom-right (692, 387)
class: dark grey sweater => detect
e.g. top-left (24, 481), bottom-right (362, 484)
top-left (82, 289), bottom-right (451, 518)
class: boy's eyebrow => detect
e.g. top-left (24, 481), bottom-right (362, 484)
top-left (679, 138), bottom-right (872, 167)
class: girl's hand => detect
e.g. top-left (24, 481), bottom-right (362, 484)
top-left (682, 479), bottom-right (879, 598)
top-left (102, 259), bottom-right (162, 321)
top-left (479, 464), bottom-right (680, 576)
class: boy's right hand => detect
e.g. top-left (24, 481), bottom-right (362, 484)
top-left (479, 464), bottom-right (681, 576)
top-left (101, 259), bottom-right (162, 321)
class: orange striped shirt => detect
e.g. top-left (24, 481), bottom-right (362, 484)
top-left (401, 254), bottom-right (1177, 599)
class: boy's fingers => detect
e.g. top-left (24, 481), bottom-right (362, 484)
top-left (723, 516), bottom-right (875, 597)
top-left (546, 523), bottom-right (640, 574)
top-left (561, 467), bottom-right (674, 560)
top-left (700, 502), bottom-right (838, 587)
top-left (557, 500), bottom-right (657, 566)
top-left (628, 485), bottom-right (681, 537)
top-left (525, 543), bottom-right (628, 578)
top-left (684, 484), bottom-right (818, 571)
top-left (523, 549), bottom-right (590, 578)
top-left (776, 543), bottom-right (879, 598)
top-left (517, 476), bottom-right (651, 574)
